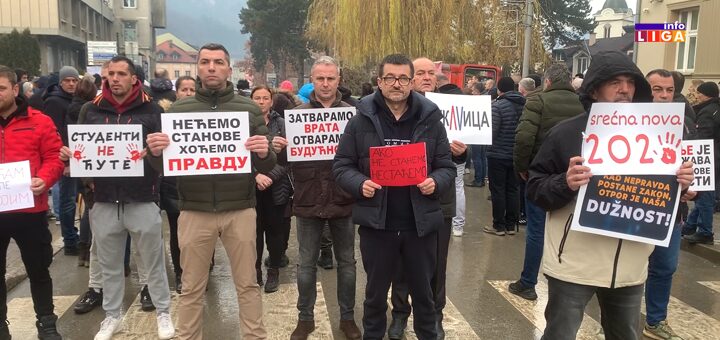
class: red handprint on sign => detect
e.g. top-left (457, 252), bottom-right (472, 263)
top-left (653, 132), bottom-right (681, 165)
top-left (126, 143), bottom-right (143, 163)
top-left (72, 145), bottom-right (86, 162)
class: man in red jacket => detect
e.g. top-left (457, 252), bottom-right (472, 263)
top-left (0, 65), bottom-right (64, 339)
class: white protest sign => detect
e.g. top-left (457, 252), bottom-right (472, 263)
top-left (285, 107), bottom-right (355, 162)
top-left (582, 103), bottom-right (684, 175)
top-left (681, 139), bottom-right (715, 191)
top-left (0, 161), bottom-right (34, 213)
top-left (162, 112), bottom-right (251, 176)
top-left (425, 92), bottom-right (492, 145)
top-left (67, 125), bottom-right (145, 177)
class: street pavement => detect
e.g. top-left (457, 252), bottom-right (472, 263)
top-left (5, 173), bottom-right (720, 339)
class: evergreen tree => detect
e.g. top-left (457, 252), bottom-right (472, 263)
top-left (0, 28), bottom-right (41, 76)
top-left (239, 0), bottom-right (310, 83)
top-left (537, 0), bottom-right (594, 47)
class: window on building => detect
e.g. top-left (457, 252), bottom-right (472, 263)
top-left (123, 0), bottom-right (137, 8)
top-left (175, 70), bottom-right (180, 79)
top-left (123, 21), bottom-right (137, 42)
top-left (603, 24), bottom-right (611, 38)
top-left (172, 52), bottom-right (180, 61)
top-left (676, 8), bottom-right (699, 72)
top-left (577, 56), bottom-right (589, 75)
top-left (157, 52), bottom-right (165, 60)
top-left (185, 71), bottom-right (191, 76)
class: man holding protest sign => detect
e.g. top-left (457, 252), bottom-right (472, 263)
top-left (641, 68), bottom-right (697, 340)
top-left (77, 56), bottom-right (174, 340)
top-left (333, 54), bottom-right (455, 340)
top-left (385, 57), bottom-right (468, 340)
top-left (146, 43), bottom-right (275, 340)
top-left (527, 51), bottom-right (694, 340)
top-left (683, 81), bottom-right (719, 245)
top-left (286, 56), bottom-right (361, 340)
top-left (0, 65), bottom-right (64, 339)
top-left (509, 63), bottom-right (584, 301)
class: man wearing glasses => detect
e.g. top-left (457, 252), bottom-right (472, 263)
top-left (333, 54), bottom-right (456, 340)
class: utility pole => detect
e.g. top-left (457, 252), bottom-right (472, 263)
top-left (521, 0), bottom-right (533, 77)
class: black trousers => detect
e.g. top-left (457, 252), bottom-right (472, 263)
top-left (488, 157), bottom-right (519, 231)
top-left (167, 211), bottom-right (181, 277)
top-left (255, 190), bottom-right (291, 268)
top-left (391, 218), bottom-right (451, 320)
top-left (0, 212), bottom-right (55, 321)
top-left (359, 227), bottom-right (437, 340)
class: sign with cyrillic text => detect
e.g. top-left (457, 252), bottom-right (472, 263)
top-left (681, 139), bottom-right (715, 191)
top-left (572, 174), bottom-right (680, 247)
top-left (0, 161), bottom-right (34, 212)
top-left (583, 103), bottom-right (684, 175)
top-left (425, 92), bottom-right (492, 145)
top-left (370, 143), bottom-right (427, 186)
top-left (67, 125), bottom-right (145, 177)
top-left (162, 112), bottom-right (251, 176)
top-left (285, 107), bottom-right (355, 162)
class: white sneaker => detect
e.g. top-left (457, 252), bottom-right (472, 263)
top-left (94, 314), bottom-right (123, 340)
top-left (452, 228), bottom-right (464, 237)
top-left (157, 312), bottom-right (175, 339)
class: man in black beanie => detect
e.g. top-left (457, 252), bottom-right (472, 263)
top-left (483, 77), bottom-right (526, 236)
top-left (683, 81), bottom-right (719, 244)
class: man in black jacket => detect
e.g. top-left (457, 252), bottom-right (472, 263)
top-left (386, 57), bottom-right (467, 340)
top-left (528, 51), bottom-right (693, 340)
top-left (81, 56), bottom-right (175, 340)
top-left (43, 65), bottom-right (80, 255)
top-left (683, 81), bottom-right (719, 245)
top-left (333, 54), bottom-right (456, 340)
top-left (483, 77), bottom-right (526, 236)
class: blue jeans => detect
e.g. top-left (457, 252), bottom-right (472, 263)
top-left (51, 183), bottom-right (60, 217)
top-left (684, 191), bottom-right (715, 236)
top-left (296, 217), bottom-right (356, 321)
top-left (58, 176), bottom-right (78, 248)
top-left (645, 223), bottom-right (681, 326)
top-left (471, 145), bottom-right (487, 183)
top-left (520, 196), bottom-right (546, 287)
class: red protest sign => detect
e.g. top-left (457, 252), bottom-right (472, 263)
top-left (370, 143), bottom-right (427, 186)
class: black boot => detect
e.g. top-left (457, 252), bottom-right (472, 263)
top-left (264, 268), bottom-right (279, 293)
top-left (256, 263), bottom-right (263, 286)
top-left (77, 242), bottom-right (88, 267)
top-left (317, 249), bottom-right (333, 270)
top-left (36, 314), bottom-right (61, 340)
top-left (0, 320), bottom-right (10, 340)
top-left (175, 274), bottom-right (183, 294)
top-left (140, 285), bottom-right (156, 312)
top-left (387, 315), bottom-right (408, 340)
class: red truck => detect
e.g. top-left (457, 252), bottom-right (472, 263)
top-left (435, 62), bottom-right (501, 89)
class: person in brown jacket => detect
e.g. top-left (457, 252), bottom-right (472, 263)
top-left (289, 56), bottom-right (361, 340)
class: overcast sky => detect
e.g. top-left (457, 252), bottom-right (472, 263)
top-left (158, 0), bottom-right (636, 59)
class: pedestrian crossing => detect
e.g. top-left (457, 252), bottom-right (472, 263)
top-left (699, 281), bottom-right (720, 294)
top-left (6, 279), bottom-right (720, 339)
top-left (489, 280), bottom-right (720, 340)
top-left (487, 280), bottom-right (604, 340)
top-left (6, 295), bottom-right (76, 340)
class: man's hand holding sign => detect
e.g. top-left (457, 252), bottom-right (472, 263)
top-left (366, 142), bottom-right (435, 197)
top-left (570, 102), bottom-right (693, 247)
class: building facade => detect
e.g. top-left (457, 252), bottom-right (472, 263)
top-left (0, 0), bottom-right (115, 74)
top-left (155, 33), bottom-right (197, 81)
top-left (593, 0), bottom-right (635, 39)
top-left (636, 0), bottom-right (720, 87)
top-left (112, 0), bottom-right (165, 80)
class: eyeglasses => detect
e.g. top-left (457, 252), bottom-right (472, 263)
top-left (381, 76), bottom-right (412, 86)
